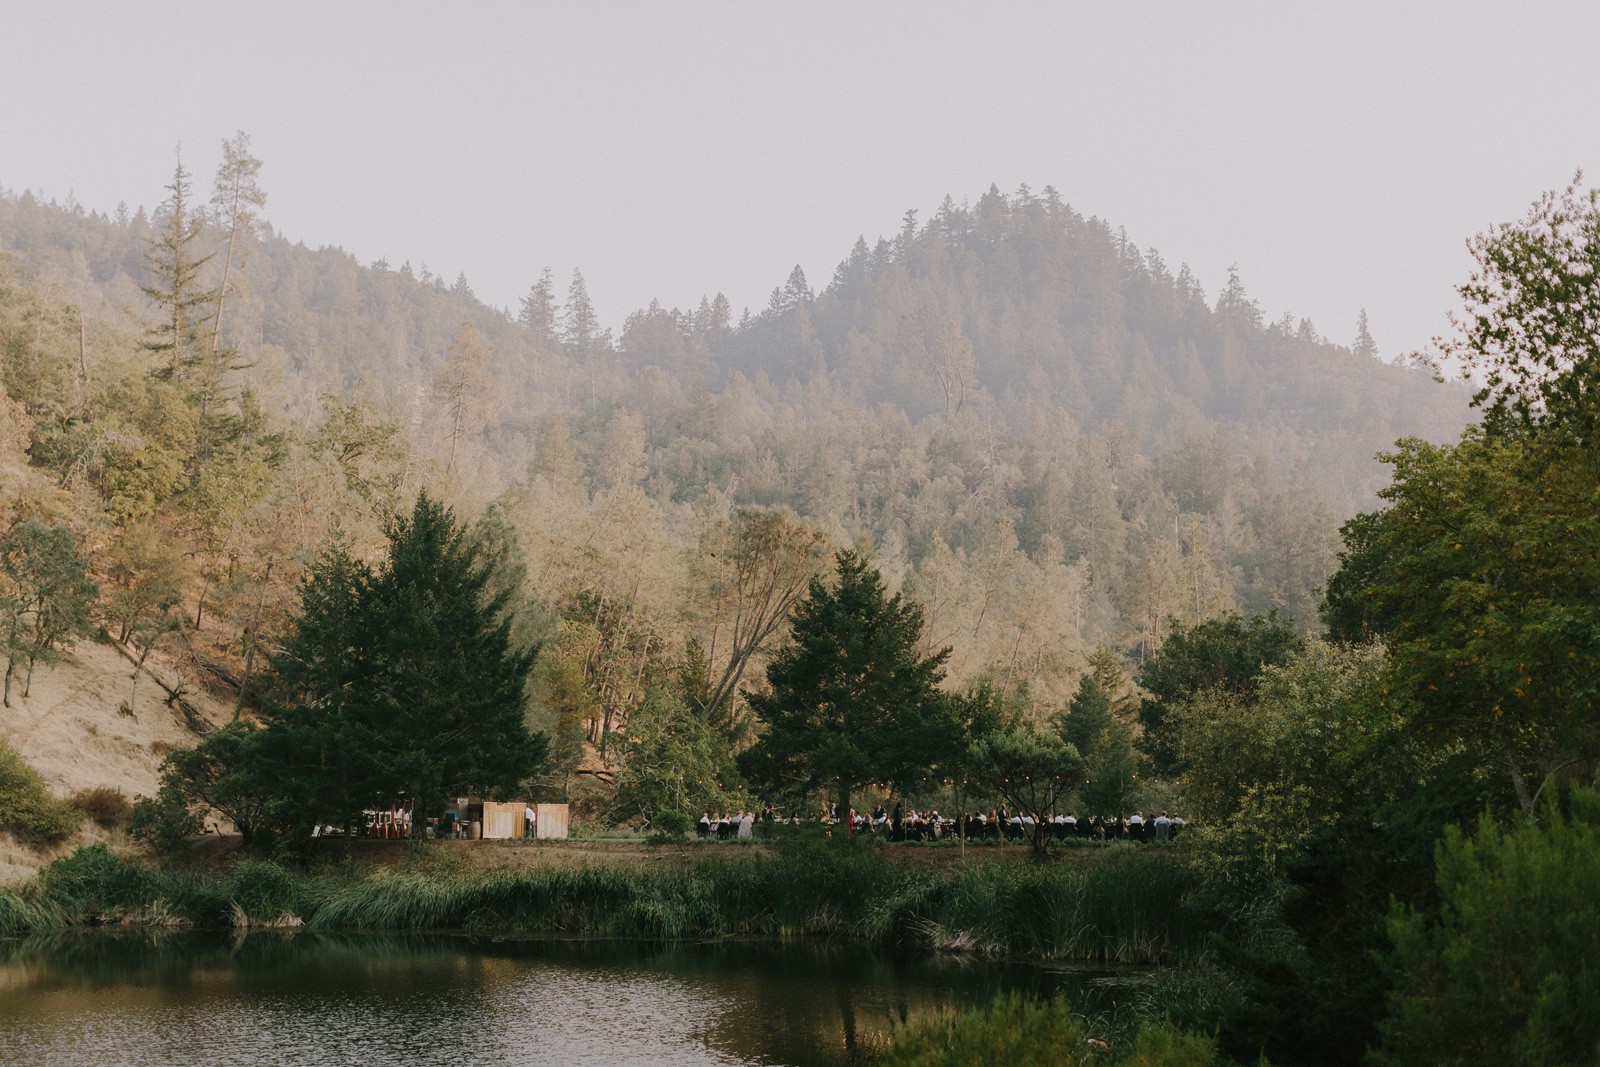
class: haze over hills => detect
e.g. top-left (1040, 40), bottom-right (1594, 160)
top-left (0, 170), bottom-right (1470, 803)
top-left (1, 181), bottom-right (1466, 508)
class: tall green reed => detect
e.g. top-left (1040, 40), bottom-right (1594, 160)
top-left (6, 841), bottom-right (1206, 962)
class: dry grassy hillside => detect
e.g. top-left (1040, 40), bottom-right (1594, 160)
top-left (0, 641), bottom-right (228, 883)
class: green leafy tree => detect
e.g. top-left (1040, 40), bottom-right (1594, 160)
top-left (1323, 183), bottom-right (1600, 824)
top-left (1347, 432), bottom-right (1597, 822)
top-left (102, 522), bottom-right (191, 645)
top-left (1168, 641), bottom-right (1403, 893)
top-left (607, 689), bottom-right (743, 824)
top-left (969, 726), bottom-right (1084, 853)
top-left (1437, 178), bottom-right (1600, 449)
top-left (738, 550), bottom-right (951, 820)
top-left (1319, 510), bottom-right (1399, 643)
top-left (0, 521), bottom-right (98, 705)
top-left (135, 721), bottom-right (282, 849)
top-left (941, 681), bottom-right (1007, 846)
top-left (1137, 612), bottom-right (1303, 776)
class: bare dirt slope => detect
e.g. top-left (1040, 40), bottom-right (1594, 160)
top-left (0, 640), bottom-right (228, 884)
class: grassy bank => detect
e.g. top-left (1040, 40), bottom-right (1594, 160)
top-left (0, 840), bottom-right (1206, 963)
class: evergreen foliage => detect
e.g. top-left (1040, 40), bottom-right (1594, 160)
top-left (1376, 790), bottom-right (1600, 1066)
top-left (1053, 672), bottom-right (1139, 816)
top-left (138, 493), bottom-right (550, 849)
top-left (739, 551), bottom-right (951, 817)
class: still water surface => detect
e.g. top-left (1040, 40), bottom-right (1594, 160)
top-left (0, 931), bottom-right (1142, 1066)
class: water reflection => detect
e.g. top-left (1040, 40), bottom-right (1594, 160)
top-left (0, 931), bottom-right (1143, 1066)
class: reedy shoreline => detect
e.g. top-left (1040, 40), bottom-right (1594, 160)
top-left (0, 841), bottom-right (1204, 964)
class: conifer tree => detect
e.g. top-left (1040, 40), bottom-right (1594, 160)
top-left (268, 537), bottom-right (381, 837)
top-left (519, 268), bottom-right (559, 347)
top-left (738, 550), bottom-right (951, 819)
top-left (140, 151), bottom-right (217, 380)
top-left (1353, 309), bottom-right (1379, 361)
top-left (361, 493), bottom-right (547, 834)
top-left (519, 267), bottom-right (559, 384)
top-left (564, 269), bottom-right (601, 413)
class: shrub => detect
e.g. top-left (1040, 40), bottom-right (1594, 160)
top-left (70, 787), bottom-right (132, 831)
top-left (646, 809), bottom-right (692, 844)
top-left (130, 790), bottom-right (201, 856)
top-left (1374, 789), bottom-right (1600, 1067)
top-left (0, 735), bottom-right (83, 845)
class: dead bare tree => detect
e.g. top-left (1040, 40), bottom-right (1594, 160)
top-left (900, 308), bottom-right (977, 420)
top-left (699, 508), bottom-right (828, 723)
top-left (432, 321), bottom-right (500, 475)
top-left (208, 131), bottom-right (266, 353)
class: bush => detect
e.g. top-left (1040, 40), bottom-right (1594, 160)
top-left (70, 787), bottom-right (132, 831)
top-left (646, 809), bottom-right (692, 844)
top-left (1374, 789), bottom-right (1600, 1066)
top-left (0, 736), bottom-right (83, 845)
top-left (129, 790), bottom-right (201, 856)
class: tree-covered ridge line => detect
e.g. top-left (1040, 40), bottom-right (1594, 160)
top-left (0, 176), bottom-right (1468, 512)
top-left (1, 143), bottom-right (1387, 785)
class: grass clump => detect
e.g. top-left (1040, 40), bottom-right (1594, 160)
top-left (0, 735), bottom-right (83, 846)
top-left (878, 991), bottom-right (1093, 1066)
top-left (876, 991), bottom-right (1237, 1066)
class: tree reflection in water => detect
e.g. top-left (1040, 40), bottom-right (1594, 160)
top-left (0, 931), bottom-right (1145, 1066)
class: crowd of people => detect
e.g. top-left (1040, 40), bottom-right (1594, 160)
top-left (694, 804), bottom-right (1186, 843)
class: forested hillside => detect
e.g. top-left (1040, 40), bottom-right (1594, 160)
top-left (0, 153), bottom-right (1470, 804)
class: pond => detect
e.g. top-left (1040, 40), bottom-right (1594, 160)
top-left (0, 931), bottom-right (1148, 1065)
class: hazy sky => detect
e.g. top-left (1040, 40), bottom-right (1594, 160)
top-left (4, 3), bottom-right (1598, 359)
